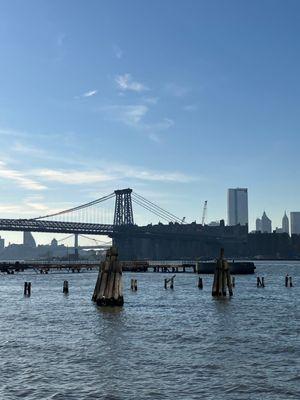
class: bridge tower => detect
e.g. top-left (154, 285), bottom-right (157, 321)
top-left (114, 189), bottom-right (134, 225)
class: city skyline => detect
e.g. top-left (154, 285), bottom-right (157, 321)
top-left (0, 1), bottom-right (300, 244)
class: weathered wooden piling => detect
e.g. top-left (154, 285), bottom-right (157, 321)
top-left (257, 276), bottom-right (265, 287)
top-left (212, 248), bottom-right (233, 297)
top-left (130, 278), bottom-right (137, 291)
top-left (257, 277), bottom-right (261, 287)
top-left (285, 274), bottom-right (289, 287)
top-left (63, 280), bottom-right (69, 294)
top-left (170, 276), bottom-right (174, 289)
top-left (24, 282), bottom-right (31, 296)
top-left (289, 276), bottom-right (293, 287)
top-left (198, 277), bottom-right (203, 289)
top-left (232, 276), bottom-right (235, 288)
top-left (92, 247), bottom-right (123, 306)
top-left (164, 275), bottom-right (175, 289)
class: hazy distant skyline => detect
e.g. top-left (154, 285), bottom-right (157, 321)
top-left (0, 0), bottom-right (300, 245)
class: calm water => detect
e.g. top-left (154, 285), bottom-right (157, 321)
top-left (0, 261), bottom-right (299, 400)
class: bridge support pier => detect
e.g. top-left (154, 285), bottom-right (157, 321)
top-left (74, 234), bottom-right (79, 260)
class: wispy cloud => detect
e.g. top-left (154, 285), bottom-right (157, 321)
top-left (100, 104), bottom-right (173, 142)
top-left (143, 97), bottom-right (159, 104)
top-left (31, 164), bottom-right (195, 185)
top-left (0, 161), bottom-right (46, 191)
top-left (115, 73), bottom-right (148, 92)
top-left (183, 104), bottom-right (197, 112)
top-left (113, 45), bottom-right (123, 59)
top-left (74, 89), bottom-right (98, 99)
top-left (33, 169), bottom-right (114, 185)
top-left (111, 164), bottom-right (194, 183)
top-left (12, 142), bottom-right (46, 157)
top-left (82, 89), bottom-right (98, 97)
top-left (101, 104), bottom-right (148, 126)
top-left (165, 83), bottom-right (189, 97)
top-left (0, 128), bottom-right (29, 138)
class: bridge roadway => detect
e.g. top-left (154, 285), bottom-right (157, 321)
top-left (0, 218), bottom-right (115, 235)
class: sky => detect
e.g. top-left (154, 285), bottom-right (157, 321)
top-left (0, 0), bottom-right (300, 245)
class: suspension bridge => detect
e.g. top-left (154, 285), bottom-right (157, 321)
top-left (0, 188), bottom-right (248, 260)
top-left (0, 189), bottom-right (184, 236)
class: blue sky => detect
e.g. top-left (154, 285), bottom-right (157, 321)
top-left (0, 0), bottom-right (299, 245)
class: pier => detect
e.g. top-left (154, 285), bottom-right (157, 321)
top-left (0, 259), bottom-right (256, 274)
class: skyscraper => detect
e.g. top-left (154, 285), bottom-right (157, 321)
top-left (23, 231), bottom-right (36, 248)
top-left (290, 212), bottom-right (300, 234)
top-left (227, 188), bottom-right (248, 227)
top-left (256, 218), bottom-right (262, 232)
top-left (261, 211), bottom-right (272, 233)
top-left (282, 212), bottom-right (289, 234)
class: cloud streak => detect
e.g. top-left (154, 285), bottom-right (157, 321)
top-left (31, 164), bottom-right (195, 185)
top-left (82, 89), bottom-right (98, 97)
top-left (115, 74), bottom-right (148, 92)
top-left (113, 45), bottom-right (123, 59)
top-left (100, 104), bottom-right (174, 142)
top-left (0, 161), bottom-right (46, 191)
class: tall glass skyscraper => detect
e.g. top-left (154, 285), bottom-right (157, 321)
top-left (290, 212), bottom-right (300, 234)
top-left (227, 188), bottom-right (248, 228)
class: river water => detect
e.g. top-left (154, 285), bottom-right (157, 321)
top-left (0, 261), bottom-right (299, 400)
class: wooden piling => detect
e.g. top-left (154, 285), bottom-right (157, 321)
top-left (131, 278), bottom-right (137, 291)
top-left (164, 275), bottom-right (176, 289)
top-left (92, 247), bottom-right (123, 306)
top-left (212, 249), bottom-right (233, 297)
top-left (232, 276), bottom-right (235, 288)
top-left (170, 276), bottom-right (174, 289)
top-left (257, 277), bottom-right (261, 287)
top-left (261, 277), bottom-right (265, 287)
top-left (285, 274), bottom-right (289, 287)
top-left (289, 276), bottom-right (293, 287)
top-left (63, 280), bottom-right (69, 294)
top-left (24, 282), bottom-right (31, 296)
top-left (198, 277), bottom-right (203, 289)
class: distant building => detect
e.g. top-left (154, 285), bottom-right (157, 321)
top-left (261, 211), bottom-right (272, 233)
top-left (51, 238), bottom-right (58, 247)
top-left (208, 221), bottom-right (220, 226)
top-left (227, 188), bottom-right (248, 228)
top-left (282, 212), bottom-right (289, 235)
top-left (275, 227), bottom-right (283, 233)
top-left (290, 212), bottom-right (300, 234)
top-left (23, 231), bottom-right (36, 248)
top-left (256, 218), bottom-right (262, 232)
top-left (0, 236), bottom-right (4, 249)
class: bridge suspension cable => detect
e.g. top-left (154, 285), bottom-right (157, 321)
top-left (132, 192), bottom-right (185, 224)
top-left (79, 234), bottom-right (112, 245)
top-left (33, 192), bottom-right (115, 220)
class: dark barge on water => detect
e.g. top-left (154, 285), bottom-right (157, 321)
top-left (122, 260), bottom-right (256, 274)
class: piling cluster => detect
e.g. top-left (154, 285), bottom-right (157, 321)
top-left (92, 247), bottom-right (123, 306)
top-left (257, 277), bottom-right (265, 287)
top-left (164, 275), bottom-right (175, 289)
top-left (212, 248), bottom-right (233, 297)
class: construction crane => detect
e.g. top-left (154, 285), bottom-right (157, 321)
top-left (201, 200), bottom-right (207, 225)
